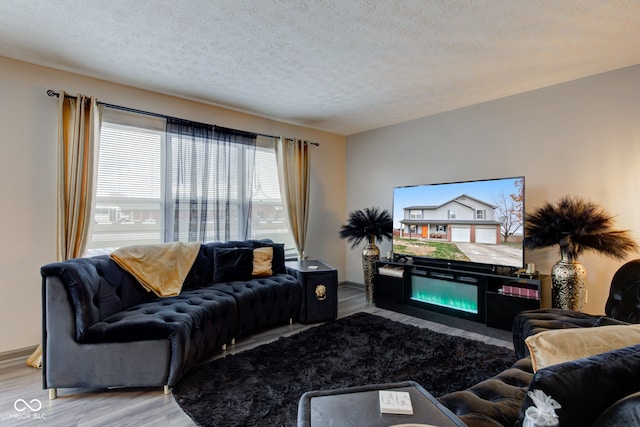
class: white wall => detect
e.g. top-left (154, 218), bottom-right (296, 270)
top-left (0, 56), bottom-right (346, 354)
top-left (346, 65), bottom-right (640, 315)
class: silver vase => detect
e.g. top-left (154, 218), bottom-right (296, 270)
top-left (362, 236), bottom-right (380, 304)
top-left (551, 248), bottom-right (587, 311)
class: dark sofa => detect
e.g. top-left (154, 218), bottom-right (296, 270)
top-left (437, 260), bottom-right (640, 426)
top-left (438, 335), bottom-right (640, 426)
top-left (41, 239), bottom-right (301, 399)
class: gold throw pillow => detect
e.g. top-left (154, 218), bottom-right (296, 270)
top-left (525, 323), bottom-right (640, 372)
top-left (252, 247), bottom-right (273, 277)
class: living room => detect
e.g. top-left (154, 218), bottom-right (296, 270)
top-left (1, 2), bottom-right (640, 425)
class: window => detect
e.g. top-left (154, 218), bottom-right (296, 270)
top-left (86, 109), bottom-right (295, 256)
top-left (448, 209), bottom-right (457, 219)
top-left (409, 209), bottom-right (422, 219)
top-left (248, 144), bottom-right (295, 252)
top-left (476, 209), bottom-right (485, 220)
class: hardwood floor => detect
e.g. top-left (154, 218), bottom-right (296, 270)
top-left (0, 284), bottom-right (512, 426)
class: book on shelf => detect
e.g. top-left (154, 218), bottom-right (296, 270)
top-left (378, 265), bottom-right (404, 278)
top-left (379, 390), bottom-right (414, 415)
top-left (499, 285), bottom-right (539, 299)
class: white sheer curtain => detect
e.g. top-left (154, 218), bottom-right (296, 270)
top-left (275, 137), bottom-right (310, 260)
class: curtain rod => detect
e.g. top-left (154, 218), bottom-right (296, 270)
top-left (46, 90), bottom-right (319, 146)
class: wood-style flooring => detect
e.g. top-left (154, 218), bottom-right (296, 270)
top-left (0, 284), bottom-right (512, 426)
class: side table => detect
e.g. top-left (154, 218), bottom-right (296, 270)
top-left (297, 381), bottom-right (466, 427)
top-left (286, 260), bottom-right (338, 324)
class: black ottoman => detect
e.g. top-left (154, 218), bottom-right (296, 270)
top-left (298, 381), bottom-right (465, 427)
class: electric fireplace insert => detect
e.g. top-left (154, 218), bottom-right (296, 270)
top-left (409, 269), bottom-right (486, 322)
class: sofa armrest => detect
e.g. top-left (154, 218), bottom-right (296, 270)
top-left (518, 344), bottom-right (640, 426)
top-left (42, 275), bottom-right (171, 391)
top-left (41, 256), bottom-right (151, 340)
top-left (593, 391), bottom-right (640, 427)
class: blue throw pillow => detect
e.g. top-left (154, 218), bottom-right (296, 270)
top-left (213, 247), bottom-right (253, 283)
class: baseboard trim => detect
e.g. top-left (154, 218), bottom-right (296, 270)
top-left (340, 281), bottom-right (364, 289)
top-left (0, 345), bottom-right (38, 362)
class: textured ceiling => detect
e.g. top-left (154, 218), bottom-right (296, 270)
top-left (1, 0), bottom-right (639, 135)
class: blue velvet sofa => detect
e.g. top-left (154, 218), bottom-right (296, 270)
top-left (41, 239), bottom-right (301, 399)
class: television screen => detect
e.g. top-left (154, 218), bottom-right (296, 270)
top-left (392, 176), bottom-right (525, 270)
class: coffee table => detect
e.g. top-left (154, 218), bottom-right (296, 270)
top-left (297, 381), bottom-right (466, 427)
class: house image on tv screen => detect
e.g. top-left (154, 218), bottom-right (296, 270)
top-left (399, 194), bottom-right (501, 244)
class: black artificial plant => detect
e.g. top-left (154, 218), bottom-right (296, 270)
top-left (523, 196), bottom-right (638, 261)
top-left (339, 207), bottom-right (393, 248)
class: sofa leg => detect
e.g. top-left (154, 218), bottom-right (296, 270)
top-left (163, 385), bottom-right (169, 395)
top-left (222, 344), bottom-right (227, 351)
top-left (290, 318), bottom-right (293, 325)
top-left (49, 388), bottom-right (57, 400)
top-left (231, 338), bottom-right (236, 345)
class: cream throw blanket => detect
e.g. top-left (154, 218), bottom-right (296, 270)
top-left (110, 242), bottom-right (201, 297)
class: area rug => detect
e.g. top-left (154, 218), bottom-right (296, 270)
top-left (172, 312), bottom-right (516, 426)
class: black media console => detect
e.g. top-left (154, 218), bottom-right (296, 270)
top-left (373, 259), bottom-right (550, 331)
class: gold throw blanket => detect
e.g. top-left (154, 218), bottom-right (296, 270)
top-left (110, 242), bottom-right (201, 297)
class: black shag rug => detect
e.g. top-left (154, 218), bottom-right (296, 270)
top-left (172, 312), bottom-right (516, 426)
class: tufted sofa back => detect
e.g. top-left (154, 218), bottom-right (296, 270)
top-left (605, 259), bottom-right (640, 323)
top-left (41, 239), bottom-right (287, 341)
top-left (42, 256), bottom-right (155, 341)
top-left (182, 239), bottom-right (286, 289)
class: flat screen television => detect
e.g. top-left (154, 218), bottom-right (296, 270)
top-left (392, 176), bottom-right (525, 271)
